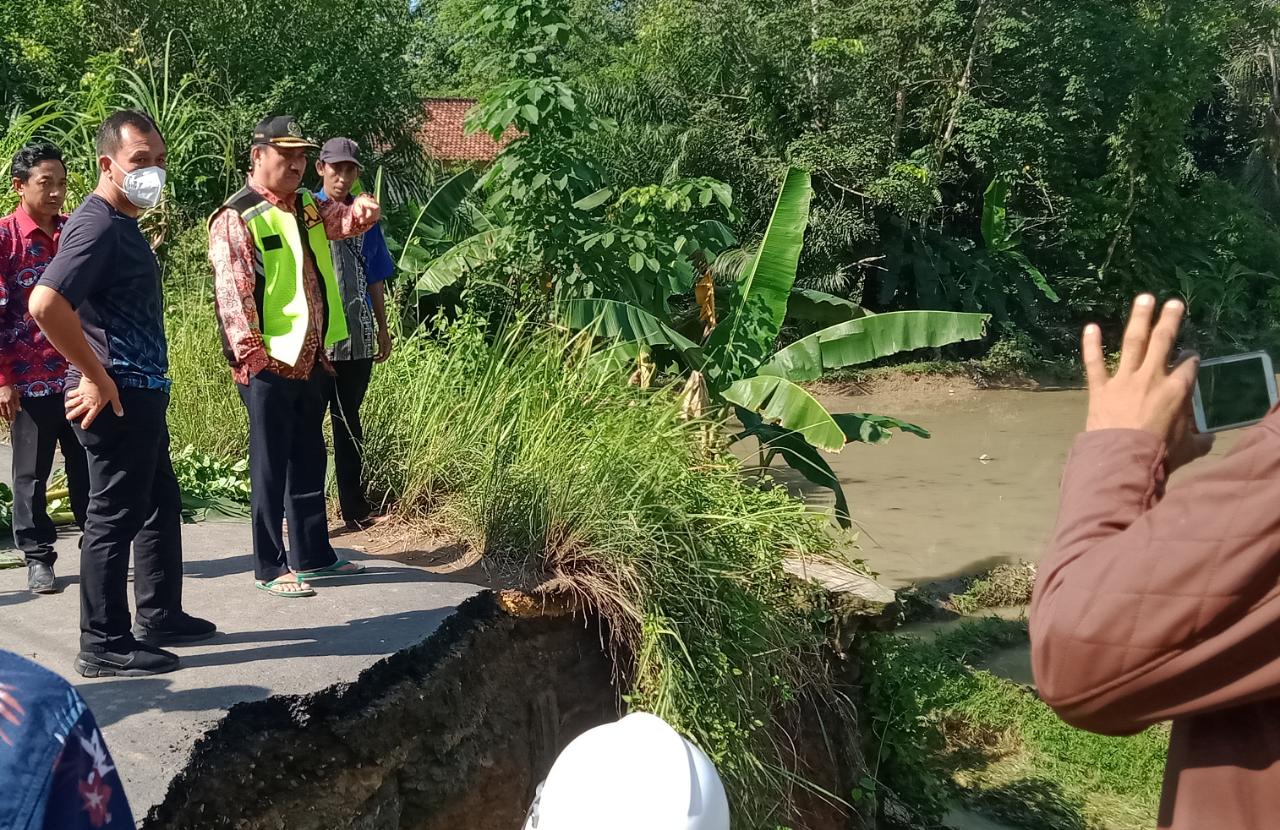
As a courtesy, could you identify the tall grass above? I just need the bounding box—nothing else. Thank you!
[163,225,247,458]
[360,314,846,824]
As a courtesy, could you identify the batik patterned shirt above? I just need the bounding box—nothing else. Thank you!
[0,207,70,397]
[208,181,375,384]
[0,649,136,830]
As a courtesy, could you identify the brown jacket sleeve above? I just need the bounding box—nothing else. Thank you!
[1031,415,1280,736]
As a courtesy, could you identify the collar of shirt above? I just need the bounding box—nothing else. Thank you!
[249,178,300,214]
[315,188,355,206]
[13,204,66,245]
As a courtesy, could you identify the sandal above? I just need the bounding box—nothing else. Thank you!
[294,559,365,581]
[255,576,316,598]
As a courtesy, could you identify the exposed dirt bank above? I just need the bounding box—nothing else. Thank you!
[145,592,618,829]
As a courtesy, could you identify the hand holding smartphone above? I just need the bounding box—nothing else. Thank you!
[1192,352,1278,434]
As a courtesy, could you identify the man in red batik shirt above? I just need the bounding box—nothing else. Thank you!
[0,141,88,594]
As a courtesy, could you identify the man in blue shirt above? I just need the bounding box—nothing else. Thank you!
[315,138,394,530]
[30,110,215,676]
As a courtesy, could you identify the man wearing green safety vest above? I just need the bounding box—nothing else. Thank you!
[208,115,381,598]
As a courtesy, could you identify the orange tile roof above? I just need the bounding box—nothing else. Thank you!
[420,98,520,163]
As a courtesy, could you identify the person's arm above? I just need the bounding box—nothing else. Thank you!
[208,209,269,378]
[1031,296,1280,735]
[28,288,120,427]
[30,220,121,427]
[317,194,380,242]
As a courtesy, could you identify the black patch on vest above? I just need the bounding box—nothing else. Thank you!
[261,234,283,251]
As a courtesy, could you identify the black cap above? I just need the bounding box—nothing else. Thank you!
[251,115,318,149]
[318,137,363,169]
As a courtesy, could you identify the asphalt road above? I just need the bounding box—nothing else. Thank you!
[0,441,486,817]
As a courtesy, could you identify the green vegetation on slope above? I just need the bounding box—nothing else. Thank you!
[356,312,850,824]
[865,618,1168,830]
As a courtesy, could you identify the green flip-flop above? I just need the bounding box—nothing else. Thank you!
[255,577,317,598]
[294,559,365,582]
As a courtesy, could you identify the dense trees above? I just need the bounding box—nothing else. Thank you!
[416,0,1280,353]
[6,0,1280,351]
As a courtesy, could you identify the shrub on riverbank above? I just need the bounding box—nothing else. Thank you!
[358,314,852,824]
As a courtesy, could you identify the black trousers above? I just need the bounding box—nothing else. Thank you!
[329,358,374,523]
[74,388,184,652]
[11,393,89,566]
[238,366,338,582]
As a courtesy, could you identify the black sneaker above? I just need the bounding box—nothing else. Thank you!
[75,644,179,677]
[27,562,56,594]
[132,613,218,647]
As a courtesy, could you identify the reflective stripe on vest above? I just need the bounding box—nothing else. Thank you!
[237,190,348,366]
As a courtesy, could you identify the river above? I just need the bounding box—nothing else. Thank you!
[796,379,1242,588]
[759,382,1088,587]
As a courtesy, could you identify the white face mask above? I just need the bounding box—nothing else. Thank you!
[111,158,166,209]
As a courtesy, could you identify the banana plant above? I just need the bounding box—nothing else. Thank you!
[564,167,989,527]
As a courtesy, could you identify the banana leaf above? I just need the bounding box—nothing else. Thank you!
[786,289,866,325]
[756,311,990,383]
[587,341,642,374]
[981,177,1014,253]
[413,229,504,296]
[982,177,1059,302]
[561,298,704,367]
[722,374,845,452]
[423,168,479,230]
[833,413,930,444]
[736,408,851,528]
[705,167,812,385]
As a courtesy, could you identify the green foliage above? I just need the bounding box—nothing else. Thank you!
[357,314,844,824]
[864,618,1168,829]
[1,33,241,226]
[1,0,430,214]
[400,0,738,319]
[414,0,1280,352]
[565,166,987,525]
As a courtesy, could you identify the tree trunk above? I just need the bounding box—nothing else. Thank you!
[808,0,823,130]
[891,88,907,155]
[1267,45,1280,170]
[938,0,990,164]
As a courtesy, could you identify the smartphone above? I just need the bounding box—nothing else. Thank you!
[1192,352,1278,434]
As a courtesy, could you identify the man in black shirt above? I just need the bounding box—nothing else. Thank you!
[30,110,215,677]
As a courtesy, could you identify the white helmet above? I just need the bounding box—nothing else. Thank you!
[523,712,731,830]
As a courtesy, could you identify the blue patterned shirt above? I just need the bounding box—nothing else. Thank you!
[37,195,171,393]
[0,650,136,830]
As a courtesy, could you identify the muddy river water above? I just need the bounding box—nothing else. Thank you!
[769,384,1090,587]
[774,382,1236,588]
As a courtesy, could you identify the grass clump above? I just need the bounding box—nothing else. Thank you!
[950,562,1038,614]
[864,617,1167,829]
[359,314,848,825]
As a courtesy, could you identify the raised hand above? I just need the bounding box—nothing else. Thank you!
[1083,294,1213,471]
